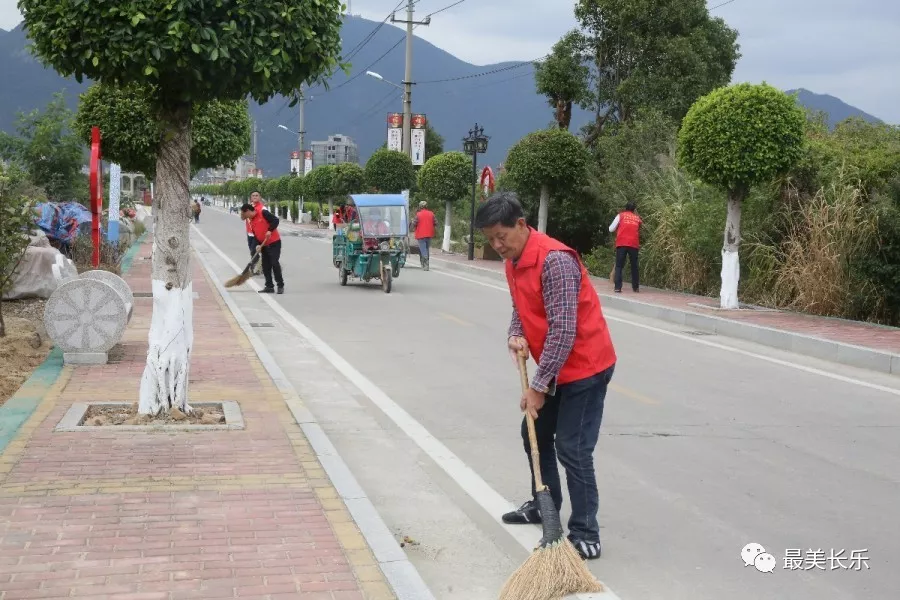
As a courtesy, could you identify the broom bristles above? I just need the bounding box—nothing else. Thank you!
[224,269,252,288]
[499,538,603,600]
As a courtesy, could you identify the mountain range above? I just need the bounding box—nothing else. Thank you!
[0,16,886,177]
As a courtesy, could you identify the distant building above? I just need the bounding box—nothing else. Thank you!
[194,156,260,185]
[311,134,359,167]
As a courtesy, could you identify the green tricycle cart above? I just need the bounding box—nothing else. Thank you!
[332,194,409,293]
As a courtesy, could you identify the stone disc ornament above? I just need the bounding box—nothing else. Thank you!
[80,270,134,311]
[44,278,128,357]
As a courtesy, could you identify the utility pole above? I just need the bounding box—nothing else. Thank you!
[252,120,258,175]
[298,91,306,173]
[391,1,429,160]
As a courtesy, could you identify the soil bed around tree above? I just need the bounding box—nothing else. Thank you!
[0,298,52,407]
[82,403,226,426]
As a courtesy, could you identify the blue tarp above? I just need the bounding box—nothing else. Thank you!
[34,202,94,243]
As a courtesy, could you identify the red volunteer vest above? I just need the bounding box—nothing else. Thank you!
[246,200,264,234]
[506,230,616,385]
[415,209,436,239]
[615,211,641,248]
[249,209,280,245]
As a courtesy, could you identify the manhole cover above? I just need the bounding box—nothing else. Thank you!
[249,322,275,328]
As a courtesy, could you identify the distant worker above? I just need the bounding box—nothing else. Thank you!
[192,200,201,223]
[240,202,284,295]
[246,191,265,276]
[412,201,436,271]
[608,201,642,293]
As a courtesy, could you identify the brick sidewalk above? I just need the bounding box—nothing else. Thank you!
[428,250,900,354]
[0,238,394,599]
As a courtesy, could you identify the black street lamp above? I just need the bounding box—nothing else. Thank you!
[463,123,489,261]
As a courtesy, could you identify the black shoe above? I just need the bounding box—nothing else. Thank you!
[276,286,284,295]
[259,287,275,294]
[502,500,542,525]
[614,289,622,293]
[569,537,602,560]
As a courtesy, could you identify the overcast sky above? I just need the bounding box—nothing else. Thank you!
[2,0,897,122]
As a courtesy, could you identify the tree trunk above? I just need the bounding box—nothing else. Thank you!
[537,184,549,233]
[442,200,452,252]
[139,103,194,416]
[0,304,5,338]
[720,186,747,310]
[328,198,334,231]
[555,100,573,130]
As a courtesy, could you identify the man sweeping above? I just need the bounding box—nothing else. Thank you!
[240,202,284,295]
[475,191,616,561]
[245,191,265,276]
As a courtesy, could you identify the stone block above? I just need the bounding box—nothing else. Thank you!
[43,278,129,364]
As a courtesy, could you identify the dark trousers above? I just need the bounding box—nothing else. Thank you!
[615,246,639,291]
[261,240,284,289]
[522,365,614,542]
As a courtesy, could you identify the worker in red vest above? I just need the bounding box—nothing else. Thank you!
[475,191,616,561]
[412,201,436,271]
[245,191,265,276]
[240,202,284,294]
[609,201,642,293]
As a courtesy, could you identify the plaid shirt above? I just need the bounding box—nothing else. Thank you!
[508,250,582,394]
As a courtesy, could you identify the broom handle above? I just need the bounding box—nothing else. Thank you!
[517,352,544,491]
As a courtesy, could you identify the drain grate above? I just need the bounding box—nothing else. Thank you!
[249,322,275,328]
[134,292,152,298]
[684,330,714,336]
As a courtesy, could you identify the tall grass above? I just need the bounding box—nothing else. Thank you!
[744,177,878,318]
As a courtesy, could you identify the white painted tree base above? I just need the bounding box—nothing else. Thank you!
[139,280,194,415]
[720,249,740,309]
[442,200,452,253]
[537,184,549,234]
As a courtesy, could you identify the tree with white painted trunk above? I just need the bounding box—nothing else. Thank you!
[20,0,344,414]
[678,83,806,309]
[416,151,471,251]
[504,128,590,234]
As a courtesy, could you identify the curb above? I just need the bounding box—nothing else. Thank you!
[193,240,436,600]
[428,255,900,378]
[0,232,148,455]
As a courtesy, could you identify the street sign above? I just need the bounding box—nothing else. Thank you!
[410,113,426,166]
[387,112,403,152]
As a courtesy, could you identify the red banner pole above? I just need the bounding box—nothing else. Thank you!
[89,127,102,267]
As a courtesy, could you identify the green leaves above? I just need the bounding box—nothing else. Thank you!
[364,150,415,194]
[417,152,471,204]
[19,0,344,106]
[678,83,807,193]
[304,165,337,203]
[505,128,590,197]
[332,163,367,197]
[74,82,251,177]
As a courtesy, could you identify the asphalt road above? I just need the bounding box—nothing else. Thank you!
[193,206,899,600]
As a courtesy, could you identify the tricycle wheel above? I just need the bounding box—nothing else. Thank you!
[382,269,392,294]
[339,267,348,286]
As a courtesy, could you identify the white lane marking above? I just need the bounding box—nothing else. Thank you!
[425,261,900,398]
[191,225,617,600]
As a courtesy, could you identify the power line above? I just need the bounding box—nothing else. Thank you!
[425,0,468,18]
[343,0,407,63]
[417,57,544,84]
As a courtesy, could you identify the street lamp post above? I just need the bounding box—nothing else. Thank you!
[366,71,413,160]
[462,124,489,261]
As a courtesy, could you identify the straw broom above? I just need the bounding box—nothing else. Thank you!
[498,352,604,600]
[224,245,262,288]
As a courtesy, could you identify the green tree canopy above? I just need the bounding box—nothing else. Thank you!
[304,165,336,204]
[332,162,367,197]
[0,94,86,202]
[574,0,740,143]
[74,83,251,178]
[505,128,590,197]
[534,30,591,130]
[417,151,471,204]
[678,83,807,196]
[365,149,415,193]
